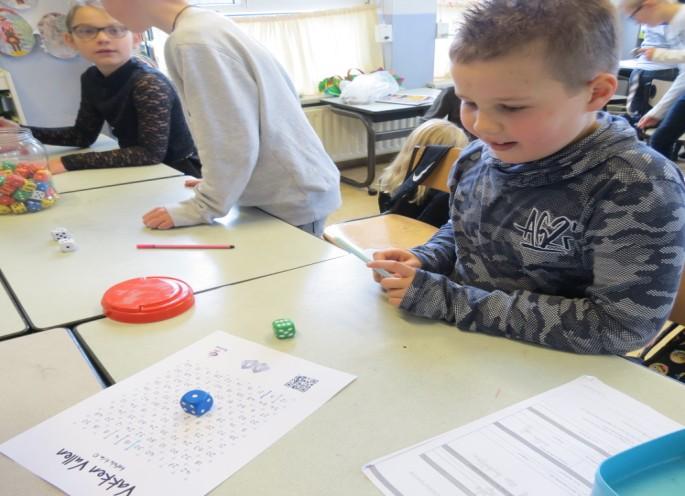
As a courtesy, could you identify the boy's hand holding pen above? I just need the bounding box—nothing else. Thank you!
[367,248,423,307]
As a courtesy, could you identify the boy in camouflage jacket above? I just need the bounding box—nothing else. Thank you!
[369,0,685,354]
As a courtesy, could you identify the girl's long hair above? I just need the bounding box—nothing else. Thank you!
[378,118,468,204]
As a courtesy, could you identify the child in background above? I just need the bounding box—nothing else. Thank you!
[377,119,469,227]
[623,24,678,126]
[619,0,685,160]
[368,0,685,355]
[101,0,341,236]
[0,0,201,177]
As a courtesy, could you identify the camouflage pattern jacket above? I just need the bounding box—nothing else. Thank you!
[403,113,685,354]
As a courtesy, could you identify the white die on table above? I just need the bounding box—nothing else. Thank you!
[50,227,70,241]
[58,238,78,252]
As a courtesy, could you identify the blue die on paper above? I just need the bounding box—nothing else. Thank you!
[180,389,214,417]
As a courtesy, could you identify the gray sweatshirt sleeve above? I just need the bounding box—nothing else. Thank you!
[400,179,685,355]
[652,47,685,64]
[163,43,261,227]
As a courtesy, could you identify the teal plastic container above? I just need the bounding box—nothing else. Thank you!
[592,429,685,496]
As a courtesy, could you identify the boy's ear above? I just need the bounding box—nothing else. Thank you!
[586,72,618,112]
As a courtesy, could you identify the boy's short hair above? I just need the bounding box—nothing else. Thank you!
[65,0,104,31]
[449,0,618,90]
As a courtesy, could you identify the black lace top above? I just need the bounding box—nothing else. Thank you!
[30,58,199,174]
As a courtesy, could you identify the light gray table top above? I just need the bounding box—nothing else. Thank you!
[0,176,344,329]
[43,133,117,155]
[43,133,117,159]
[53,163,182,194]
[75,255,685,496]
[0,328,103,495]
[0,280,26,337]
[324,87,441,113]
[619,58,640,70]
[44,134,183,194]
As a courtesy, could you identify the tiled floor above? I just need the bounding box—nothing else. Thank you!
[326,163,388,225]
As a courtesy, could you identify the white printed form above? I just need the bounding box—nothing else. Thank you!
[0,331,355,496]
[364,376,682,496]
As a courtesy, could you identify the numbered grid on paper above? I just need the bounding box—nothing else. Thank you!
[73,360,297,480]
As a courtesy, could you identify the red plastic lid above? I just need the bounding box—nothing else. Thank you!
[101,276,194,323]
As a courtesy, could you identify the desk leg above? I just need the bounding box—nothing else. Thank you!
[328,107,378,194]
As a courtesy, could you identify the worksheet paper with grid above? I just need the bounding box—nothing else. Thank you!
[1,331,355,495]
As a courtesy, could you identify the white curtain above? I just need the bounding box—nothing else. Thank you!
[234,5,383,96]
[434,1,477,80]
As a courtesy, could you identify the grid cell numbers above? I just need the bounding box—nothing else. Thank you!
[73,360,290,480]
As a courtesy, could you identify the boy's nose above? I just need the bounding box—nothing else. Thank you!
[472,111,501,136]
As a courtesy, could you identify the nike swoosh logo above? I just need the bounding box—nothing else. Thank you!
[412,161,435,182]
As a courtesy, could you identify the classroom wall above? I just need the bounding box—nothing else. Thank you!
[210,0,369,14]
[620,15,641,59]
[5,0,641,127]
[0,0,90,126]
[381,0,437,89]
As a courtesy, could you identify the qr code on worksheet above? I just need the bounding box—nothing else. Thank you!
[284,375,319,392]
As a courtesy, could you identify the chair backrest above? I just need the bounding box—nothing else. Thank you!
[408,145,461,192]
[324,214,439,250]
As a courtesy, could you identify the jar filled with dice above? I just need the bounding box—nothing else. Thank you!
[0,128,57,215]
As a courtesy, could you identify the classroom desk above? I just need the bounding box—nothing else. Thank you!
[43,134,183,194]
[74,255,685,496]
[0,274,27,337]
[0,176,344,329]
[43,133,118,157]
[619,59,639,71]
[52,163,183,194]
[0,328,103,495]
[323,88,440,191]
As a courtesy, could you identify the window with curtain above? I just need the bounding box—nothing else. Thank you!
[434,0,476,81]
[234,5,383,96]
[146,4,382,97]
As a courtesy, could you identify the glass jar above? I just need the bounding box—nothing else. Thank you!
[0,128,57,214]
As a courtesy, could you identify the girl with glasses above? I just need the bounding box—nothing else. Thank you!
[0,0,201,177]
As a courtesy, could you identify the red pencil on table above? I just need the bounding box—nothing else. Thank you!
[136,243,235,249]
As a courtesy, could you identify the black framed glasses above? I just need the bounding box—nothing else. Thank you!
[629,3,645,19]
[70,24,129,40]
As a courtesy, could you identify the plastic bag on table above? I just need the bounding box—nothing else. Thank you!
[340,70,400,104]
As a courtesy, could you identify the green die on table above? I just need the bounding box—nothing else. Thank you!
[273,318,296,339]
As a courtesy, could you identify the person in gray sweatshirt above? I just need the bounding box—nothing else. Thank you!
[368,0,685,354]
[102,0,341,236]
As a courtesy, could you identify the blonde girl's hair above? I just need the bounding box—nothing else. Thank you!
[378,118,468,204]
[66,0,105,31]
